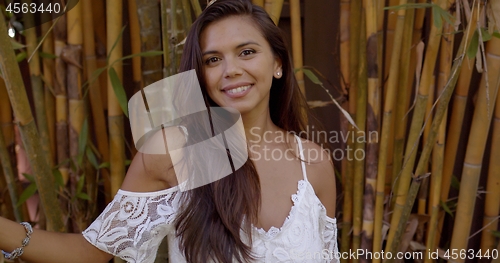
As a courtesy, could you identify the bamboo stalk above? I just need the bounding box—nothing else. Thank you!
[479,82,500,258]
[66,0,88,232]
[252,0,264,7]
[136,0,163,86]
[107,0,125,197]
[391,0,426,200]
[450,36,500,262]
[339,0,352,257]
[53,7,70,185]
[372,0,410,256]
[385,0,450,252]
[424,18,454,261]
[361,0,381,257]
[41,17,56,165]
[349,0,362,256]
[0,10,64,232]
[82,0,109,208]
[390,1,416,222]
[190,0,202,17]
[353,13,367,263]
[389,5,479,254]
[24,1,53,165]
[383,0,400,208]
[265,0,284,25]
[290,0,305,96]
[91,0,108,110]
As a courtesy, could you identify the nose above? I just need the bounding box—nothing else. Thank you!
[224,57,243,78]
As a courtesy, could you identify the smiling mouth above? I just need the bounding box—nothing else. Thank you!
[225,85,252,95]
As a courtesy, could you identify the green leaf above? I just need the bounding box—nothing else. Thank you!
[440,200,454,218]
[76,175,85,194]
[439,7,454,27]
[16,51,27,63]
[22,173,35,183]
[302,68,323,85]
[17,183,37,207]
[10,38,25,49]
[76,192,91,201]
[52,168,65,187]
[493,32,500,39]
[490,230,500,238]
[98,162,110,169]
[125,159,132,166]
[467,30,479,59]
[77,119,89,167]
[109,67,129,117]
[39,51,57,59]
[432,5,442,29]
[106,26,126,63]
[112,51,164,66]
[480,28,492,42]
[86,147,99,169]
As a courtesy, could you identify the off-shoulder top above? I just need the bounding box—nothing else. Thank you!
[82,135,339,262]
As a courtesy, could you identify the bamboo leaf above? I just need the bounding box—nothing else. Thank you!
[39,51,57,59]
[52,168,64,187]
[16,51,26,62]
[432,5,443,29]
[108,67,129,117]
[22,173,35,183]
[76,192,91,200]
[490,230,500,238]
[10,38,25,49]
[86,147,99,169]
[98,162,110,169]
[480,28,492,42]
[301,68,359,130]
[440,200,454,218]
[302,68,323,85]
[76,175,85,194]
[467,30,479,58]
[17,183,37,206]
[78,118,89,160]
[106,26,126,63]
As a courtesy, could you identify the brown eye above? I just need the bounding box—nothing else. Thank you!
[205,57,221,65]
[240,49,256,56]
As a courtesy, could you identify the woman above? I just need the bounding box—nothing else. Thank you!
[0,0,338,262]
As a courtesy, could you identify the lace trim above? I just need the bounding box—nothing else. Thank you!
[253,179,307,239]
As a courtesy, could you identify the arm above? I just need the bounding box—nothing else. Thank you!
[0,216,113,263]
[0,128,182,262]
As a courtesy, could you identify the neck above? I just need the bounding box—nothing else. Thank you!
[242,109,278,145]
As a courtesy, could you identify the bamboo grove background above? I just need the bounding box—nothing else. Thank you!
[0,0,499,262]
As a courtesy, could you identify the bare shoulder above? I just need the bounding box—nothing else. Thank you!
[121,126,186,192]
[298,137,337,218]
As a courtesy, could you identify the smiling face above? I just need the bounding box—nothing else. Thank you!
[200,15,282,116]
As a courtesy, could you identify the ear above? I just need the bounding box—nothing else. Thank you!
[273,57,283,79]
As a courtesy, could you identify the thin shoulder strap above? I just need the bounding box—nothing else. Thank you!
[295,135,308,181]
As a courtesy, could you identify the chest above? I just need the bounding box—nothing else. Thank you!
[252,152,306,232]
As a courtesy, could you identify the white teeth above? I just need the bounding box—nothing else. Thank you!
[227,85,251,94]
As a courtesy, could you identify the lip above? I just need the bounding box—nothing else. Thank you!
[221,83,253,98]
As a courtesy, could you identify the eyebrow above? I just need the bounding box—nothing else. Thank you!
[202,41,261,56]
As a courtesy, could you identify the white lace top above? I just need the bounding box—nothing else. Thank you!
[83,136,339,262]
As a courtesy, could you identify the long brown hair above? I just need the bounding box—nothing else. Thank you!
[174,0,311,262]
